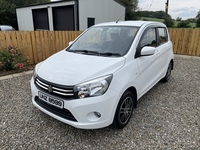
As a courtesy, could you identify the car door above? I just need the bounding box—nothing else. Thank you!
[155,27,173,76]
[135,27,163,98]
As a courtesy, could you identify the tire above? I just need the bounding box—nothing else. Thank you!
[161,61,172,82]
[113,91,135,129]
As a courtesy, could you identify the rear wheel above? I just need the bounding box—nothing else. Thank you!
[162,61,172,82]
[113,91,135,129]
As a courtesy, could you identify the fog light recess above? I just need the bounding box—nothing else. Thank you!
[94,112,101,118]
[86,112,102,122]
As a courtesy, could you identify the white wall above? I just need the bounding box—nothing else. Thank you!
[78,0,125,30]
[16,8,34,30]
[16,0,125,31]
[16,1,75,31]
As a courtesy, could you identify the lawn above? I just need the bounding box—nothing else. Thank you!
[140,17,196,28]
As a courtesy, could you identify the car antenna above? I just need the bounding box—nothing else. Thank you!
[116,13,125,23]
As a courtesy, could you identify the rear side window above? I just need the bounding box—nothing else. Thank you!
[158,28,168,45]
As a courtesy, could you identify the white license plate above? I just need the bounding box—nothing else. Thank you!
[38,91,64,109]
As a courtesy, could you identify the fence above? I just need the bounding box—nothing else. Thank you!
[0,29,200,64]
[168,28,200,57]
[0,31,82,64]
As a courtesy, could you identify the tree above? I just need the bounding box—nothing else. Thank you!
[117,0,139,20]
[176,17,182,21]
[0,0,50,29]
[177,20,191,28]
[139,10,170,20]
[196,10,200,27]
[155,11,165,19]
[186,18,196,23]
[0,1,16,27]
[165,16,174,27]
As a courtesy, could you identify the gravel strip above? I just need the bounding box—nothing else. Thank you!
[0,55,199,149]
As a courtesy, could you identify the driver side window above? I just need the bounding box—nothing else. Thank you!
[140,28,157,48]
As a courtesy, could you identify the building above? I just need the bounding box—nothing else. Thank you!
[16,0,125,31]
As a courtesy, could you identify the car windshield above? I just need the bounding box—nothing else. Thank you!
[67,26,139,57]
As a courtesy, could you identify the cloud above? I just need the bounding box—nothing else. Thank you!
[171,7,197,19]
[138,0,199,19]
[172,7,196,12]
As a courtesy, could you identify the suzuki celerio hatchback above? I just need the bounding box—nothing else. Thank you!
[31,21,174,129]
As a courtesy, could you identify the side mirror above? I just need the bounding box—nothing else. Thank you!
[68,41,74,46]
[140,46,156,56]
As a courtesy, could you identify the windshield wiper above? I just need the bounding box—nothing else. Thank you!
[100,52,121,57]
[68,50,100,55]
[68,50,121,57]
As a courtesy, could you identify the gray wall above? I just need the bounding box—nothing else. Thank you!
[78,0,125,30]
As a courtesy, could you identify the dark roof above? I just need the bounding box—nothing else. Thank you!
[16,0,77,9]
[16,0,125,9]
[114,0,126,8]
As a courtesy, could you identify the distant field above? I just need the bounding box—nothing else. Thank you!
[141,17,164,22]
[140,17,196,28]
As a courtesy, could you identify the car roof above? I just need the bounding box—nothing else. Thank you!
[93,21,166,28]
[0,25,12,27]
[0,25,15,31]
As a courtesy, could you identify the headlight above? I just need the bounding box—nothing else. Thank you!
[75,75,113,99]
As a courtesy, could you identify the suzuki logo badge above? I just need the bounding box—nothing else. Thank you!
[48,85,53,93]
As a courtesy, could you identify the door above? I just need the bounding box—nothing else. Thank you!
[156,27,172,76]
[136,27,162,97]
[52,5,75,30]
[32,8,49,30]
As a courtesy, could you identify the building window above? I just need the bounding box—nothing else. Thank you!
[87,18,95,28]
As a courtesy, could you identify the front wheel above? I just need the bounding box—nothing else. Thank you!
[161,61,172,82]
[113,91,135,129]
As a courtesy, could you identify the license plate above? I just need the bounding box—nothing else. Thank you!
[38,91,64,109]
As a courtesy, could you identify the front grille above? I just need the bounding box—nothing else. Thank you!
[35,96,77,122]
[35,76,75,99]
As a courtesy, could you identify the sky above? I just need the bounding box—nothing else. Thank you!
[51,0,199,20]
[138,0,200,20]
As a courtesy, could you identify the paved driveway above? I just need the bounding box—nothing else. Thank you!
[0,55,199,149]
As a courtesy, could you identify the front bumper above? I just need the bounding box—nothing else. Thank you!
[30,77,120,129]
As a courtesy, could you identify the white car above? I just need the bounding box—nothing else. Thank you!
[30,21,174,129]
[0,25,15,31]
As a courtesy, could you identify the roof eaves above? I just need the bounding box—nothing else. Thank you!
[113,0,126,8]
[16,0,76,9]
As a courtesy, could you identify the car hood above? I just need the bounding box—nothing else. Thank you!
[37,50,125,85]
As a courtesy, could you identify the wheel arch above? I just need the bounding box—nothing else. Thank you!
[112,86,138,129]
[171,59,174,70]
[125,86,138,108]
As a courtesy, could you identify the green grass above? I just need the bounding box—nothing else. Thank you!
[173,21,196,28]
[140,17,196,28]
[141,17,164,23]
